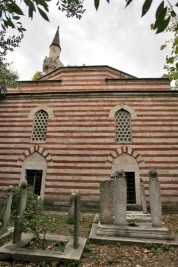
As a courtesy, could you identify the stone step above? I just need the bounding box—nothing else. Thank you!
[96,222,175,241]
[89,223,178,246]
[126,211,151,222]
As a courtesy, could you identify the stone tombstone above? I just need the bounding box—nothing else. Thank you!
[100,180,114,224]
[73,191,80,249]
[0,185,13,235]
[149,170,162,227]
[140,178,148,214]
[0,196,8,234]
[37,196,43,207]
[13,181,28,243]
[68,192,75,217]
[114,170,127,225]
[37,196,43,213]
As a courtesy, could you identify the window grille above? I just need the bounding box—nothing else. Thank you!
[32,110,48,142]
[26,169,42,196]
[115,109,132,142]
[125,172,136,204]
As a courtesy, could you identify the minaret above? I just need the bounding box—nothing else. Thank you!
[43,26,63,74]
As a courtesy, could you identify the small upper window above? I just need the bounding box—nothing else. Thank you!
[115,109,132,142]
[32,110,48,142]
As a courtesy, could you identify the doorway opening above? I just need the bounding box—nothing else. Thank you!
[111,153,141,205]
[125,172,136,204]
[26,169,42,196]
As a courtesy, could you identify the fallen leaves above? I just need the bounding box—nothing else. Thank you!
[0,214,177,266]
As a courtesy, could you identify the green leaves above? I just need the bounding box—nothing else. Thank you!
[156,1,167,23]
[0,1,36,32]
[36,0,49,11]
[0,0,51,33]
[141,0,174,34]
[162,11,178,89]
[32,71,43,80]
[94,0,109,10]
[57,0,85,20]
[37,7,49,21]
[0,31,22,94]
[3,19,14,29]
[125,0,133,8]
[0,62,19,94]
[156,16,170,33]
[0,1,24,32]
[13,16,20,20]
[0,0,176,48]
[142,0,153,17]
[28,1,36,19]
[94,0,100,10]
[154,1,170,33]
[7,2,24,16]
[23,0,49,20]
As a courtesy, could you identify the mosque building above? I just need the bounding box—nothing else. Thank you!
[1,27,178,211]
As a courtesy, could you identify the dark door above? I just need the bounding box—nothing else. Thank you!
[125,172,136,204]
[26,169,42,196]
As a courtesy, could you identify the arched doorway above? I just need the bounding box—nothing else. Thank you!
[21,152,47,200]
[111,153,141,205]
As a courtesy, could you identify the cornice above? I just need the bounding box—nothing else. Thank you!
[1,90,178,100]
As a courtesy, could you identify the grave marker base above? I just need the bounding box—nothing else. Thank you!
[0,233,87,263]
[96,222,174,240]
[0,227,14,242]
[89,214,178,246]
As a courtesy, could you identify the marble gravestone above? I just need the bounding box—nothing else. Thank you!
[68,192,75,217]
[13,181,28,243]
[0,186,13,235]
[149,170,162,227]
[100,180,114,224]
[73,191,81,249]
[90,170,175,244]
[114,170,127,225]
[140,178,148,214]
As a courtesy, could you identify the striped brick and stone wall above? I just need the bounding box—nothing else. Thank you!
[0,66,178,211]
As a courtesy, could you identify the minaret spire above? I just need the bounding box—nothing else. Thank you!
[43,26,63,74]
[50,26,61,49]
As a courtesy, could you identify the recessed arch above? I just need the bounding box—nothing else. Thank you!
[106,146,145,167]
[20,152,47,200]
[111,153,141,205]
[28,105,54,120]
[109,102,137,119]
[17,145,53,167]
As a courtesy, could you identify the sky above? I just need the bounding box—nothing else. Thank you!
[6,0,173,81]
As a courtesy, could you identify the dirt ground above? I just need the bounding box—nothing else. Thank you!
[0,213,177,267]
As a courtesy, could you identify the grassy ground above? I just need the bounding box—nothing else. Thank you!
[0,213,178,266]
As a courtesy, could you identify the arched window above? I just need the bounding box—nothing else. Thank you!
[115,109,132,142]
[32,110,49,142]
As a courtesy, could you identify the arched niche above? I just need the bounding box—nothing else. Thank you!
[21,152,47,200]
[109,103,137,120]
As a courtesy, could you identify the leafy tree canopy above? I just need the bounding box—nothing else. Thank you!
[0,0,177,93]
[0,31,22,94]
[0,0,177,34]
[32,71,43,80]
[0,62,19,94]
[161,11,178,89]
